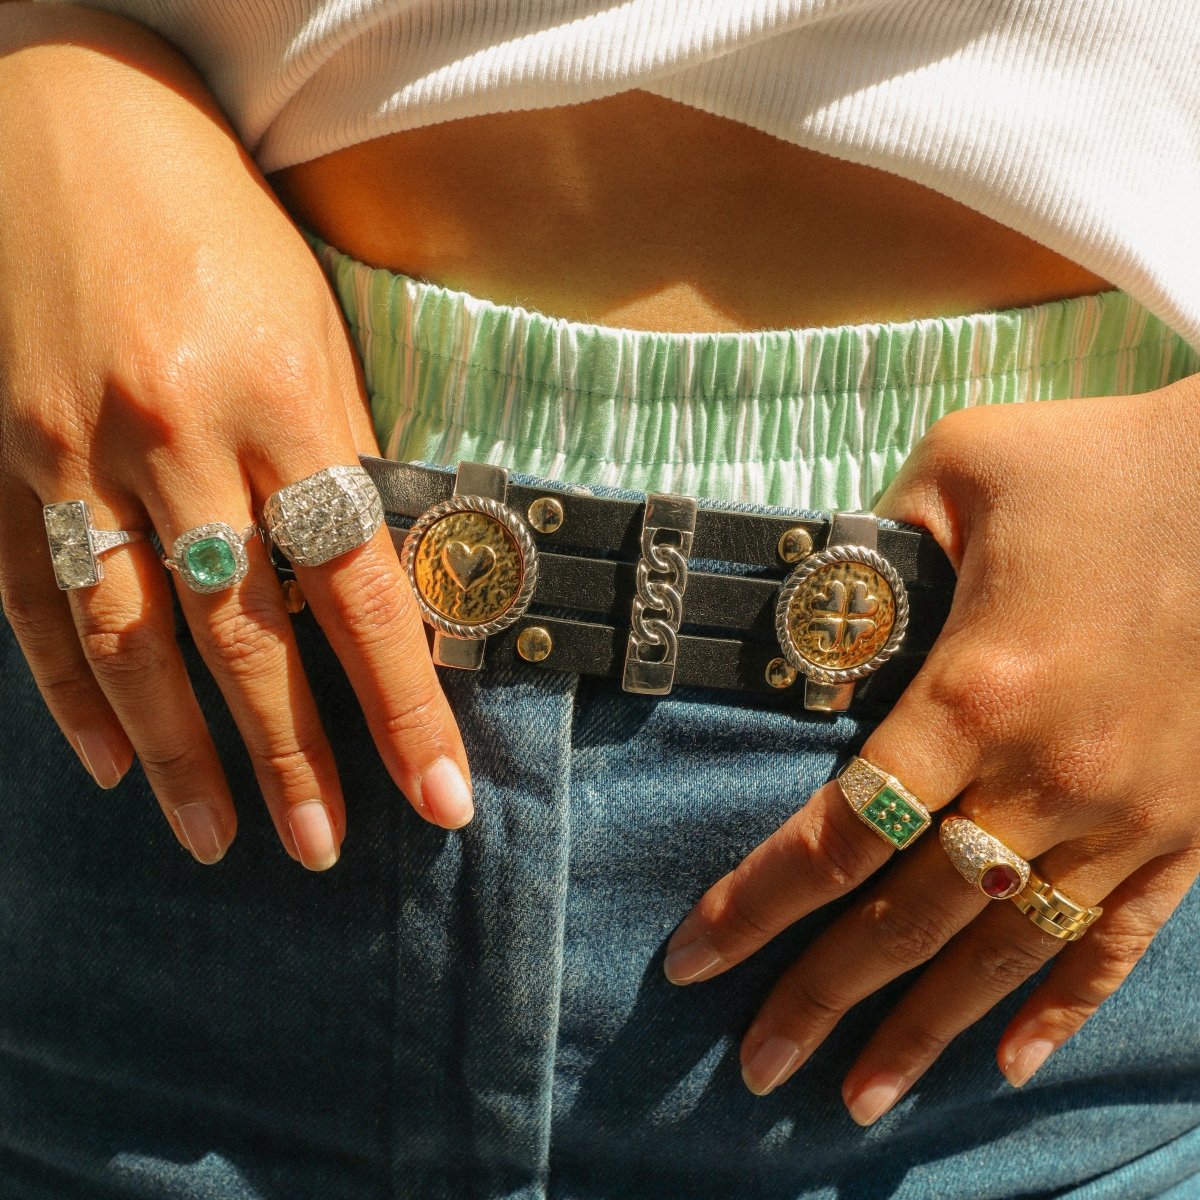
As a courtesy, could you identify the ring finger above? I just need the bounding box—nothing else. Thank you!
[61,487,239,865]
[840,835,1150,1125]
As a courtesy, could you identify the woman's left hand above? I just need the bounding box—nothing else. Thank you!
[662,375,1200,1124]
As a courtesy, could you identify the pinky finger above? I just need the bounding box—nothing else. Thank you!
[0,486,134,788]
[997,849,1200,1088]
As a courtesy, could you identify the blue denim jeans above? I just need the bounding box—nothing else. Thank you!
[2,460,1199,1200]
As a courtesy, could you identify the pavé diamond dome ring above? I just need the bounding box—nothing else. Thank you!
[43,500,150,590]
[262,464,383,568]
[836,755,931,850]
[162,521,260,594]
[939,816,1031,900]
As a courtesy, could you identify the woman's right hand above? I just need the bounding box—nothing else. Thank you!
[0,3,473,868]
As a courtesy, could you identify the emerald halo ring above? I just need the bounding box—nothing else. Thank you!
[163,522,260,594]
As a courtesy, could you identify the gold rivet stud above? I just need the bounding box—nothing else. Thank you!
[281,578,306,614]
[516,625,553,662]
[527,496,564,534]
[764,656,798,689]
[777,526,814,564]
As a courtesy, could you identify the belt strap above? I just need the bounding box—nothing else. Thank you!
[298,457,956,716]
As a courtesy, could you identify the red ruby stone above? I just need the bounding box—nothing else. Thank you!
[981,864,1021,899]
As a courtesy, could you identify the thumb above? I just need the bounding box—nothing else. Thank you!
[872,434,965,574]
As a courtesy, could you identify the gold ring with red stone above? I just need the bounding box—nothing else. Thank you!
[938,816,1031,900]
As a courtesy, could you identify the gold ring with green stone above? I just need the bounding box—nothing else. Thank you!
[163,521,260,594]
[836,755,931,850]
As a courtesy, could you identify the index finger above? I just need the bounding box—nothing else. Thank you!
[663,656,982,984]
[294,524,474,828]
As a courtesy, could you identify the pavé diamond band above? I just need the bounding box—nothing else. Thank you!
[162,522,260,594]
[43,500,150,590]
[262,464,383,568]
[939,816,1030,900]
[836,755,931,850]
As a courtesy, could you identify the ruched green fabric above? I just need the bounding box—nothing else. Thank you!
[306,229,1200,511]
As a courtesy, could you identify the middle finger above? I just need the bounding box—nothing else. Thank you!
[148,464,345,870]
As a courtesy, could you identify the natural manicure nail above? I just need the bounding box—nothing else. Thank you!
[1003,1039,1055,1088]
[846,1073,908,1126]
[73,729,125,790]
[742,1037,802,1096]
[174,802,228,865]
[419,757,474,828]
[663,939,722,984]
[286,800,339,871]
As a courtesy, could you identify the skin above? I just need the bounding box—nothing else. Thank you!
[2,0,1198,1130]
[0,3,476,873]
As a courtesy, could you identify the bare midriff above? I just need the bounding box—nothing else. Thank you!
[268,90,1112,334]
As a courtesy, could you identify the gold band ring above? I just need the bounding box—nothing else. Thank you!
[836,756,931,850]
[939,817,1031,900]
[1011,871,1103,941]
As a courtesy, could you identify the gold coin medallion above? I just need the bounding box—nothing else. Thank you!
[785,558,895,671]
[413,510,524,625]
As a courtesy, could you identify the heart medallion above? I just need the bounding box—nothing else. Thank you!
[442,540,496,591]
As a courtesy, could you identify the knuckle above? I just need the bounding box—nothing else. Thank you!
[857,897,951,967]
[972,931,1057,993]
[781,976,853,1028]
[785,812,876,897]
[380,687,443,745]
[137,741,203,783]
[890,1022,953,1071]
[925,642,1040,745]
[79,620,172,683]
[2,376,92,479]
[1078,930,1147,1000]
[1030,725,1130,810]
[254,736,326,792]
[120,339,209,444]
[335,562,410,645]
[0,577,50,645]
[202,601,286,675]
[711,877,782,947]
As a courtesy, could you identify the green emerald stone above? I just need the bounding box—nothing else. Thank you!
[862,785,928,849]
[184,537,237,586]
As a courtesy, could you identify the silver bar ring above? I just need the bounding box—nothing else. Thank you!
[44,500,150,590]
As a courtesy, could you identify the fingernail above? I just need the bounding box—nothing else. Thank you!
[846,1073,907,1126]
[73,729,124,789]
[419,757,474,828]
[742,1037,802,1096]
[286,800,339,871]
[1003,1038,1055,1088]
[174,802,228,865]
[663,939,723,984]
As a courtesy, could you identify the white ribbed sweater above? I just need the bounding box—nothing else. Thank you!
[57,0,1200,352]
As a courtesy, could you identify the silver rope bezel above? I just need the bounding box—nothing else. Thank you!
[774,543,909,685]
[400,494,539,640]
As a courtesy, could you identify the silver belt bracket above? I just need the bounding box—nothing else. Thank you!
[622,492,697,695]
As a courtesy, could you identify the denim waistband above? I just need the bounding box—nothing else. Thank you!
[303,228,1200,512]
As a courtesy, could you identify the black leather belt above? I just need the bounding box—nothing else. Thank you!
[335,456,957,718]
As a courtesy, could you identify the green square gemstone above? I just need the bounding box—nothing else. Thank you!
[184,536,237,586]
[861,785,928,849]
